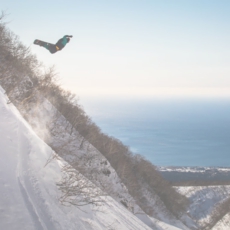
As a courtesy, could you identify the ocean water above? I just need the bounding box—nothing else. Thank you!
[80,97,230,167]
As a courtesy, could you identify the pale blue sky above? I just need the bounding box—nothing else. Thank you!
[2,0,230,99]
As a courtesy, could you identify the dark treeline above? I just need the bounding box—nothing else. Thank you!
[172,180,230,187]
[0,13,188,218]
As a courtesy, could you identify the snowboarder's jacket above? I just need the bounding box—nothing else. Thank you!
[55,35,72,50]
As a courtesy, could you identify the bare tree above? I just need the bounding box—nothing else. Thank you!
[57,163,106,208]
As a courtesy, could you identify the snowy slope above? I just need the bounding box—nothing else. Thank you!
[3,82,230,229]
[21,92,193,230]
[176,186,230,229]
[0,86,185,230]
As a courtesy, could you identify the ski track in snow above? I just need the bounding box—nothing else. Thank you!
[0,94,35,230]
[0,88,61,230]
[17,177,45,230]
[16,120,57,230]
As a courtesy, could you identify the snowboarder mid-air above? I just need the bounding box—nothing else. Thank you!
[34,35,73,54]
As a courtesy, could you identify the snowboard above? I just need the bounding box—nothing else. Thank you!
[33,39,52,47]
[33,39,58,54]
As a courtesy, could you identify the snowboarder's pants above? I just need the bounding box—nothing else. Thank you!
[42,43,59,54]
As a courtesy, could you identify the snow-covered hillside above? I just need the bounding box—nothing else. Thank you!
[2,84,230,229]
[18,88,190,229]
[176,186,230,229]
[0,86,185,230]
[2,84,230,230]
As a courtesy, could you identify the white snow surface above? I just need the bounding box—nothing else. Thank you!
[0,86,183,230]
[176,186,230,229]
